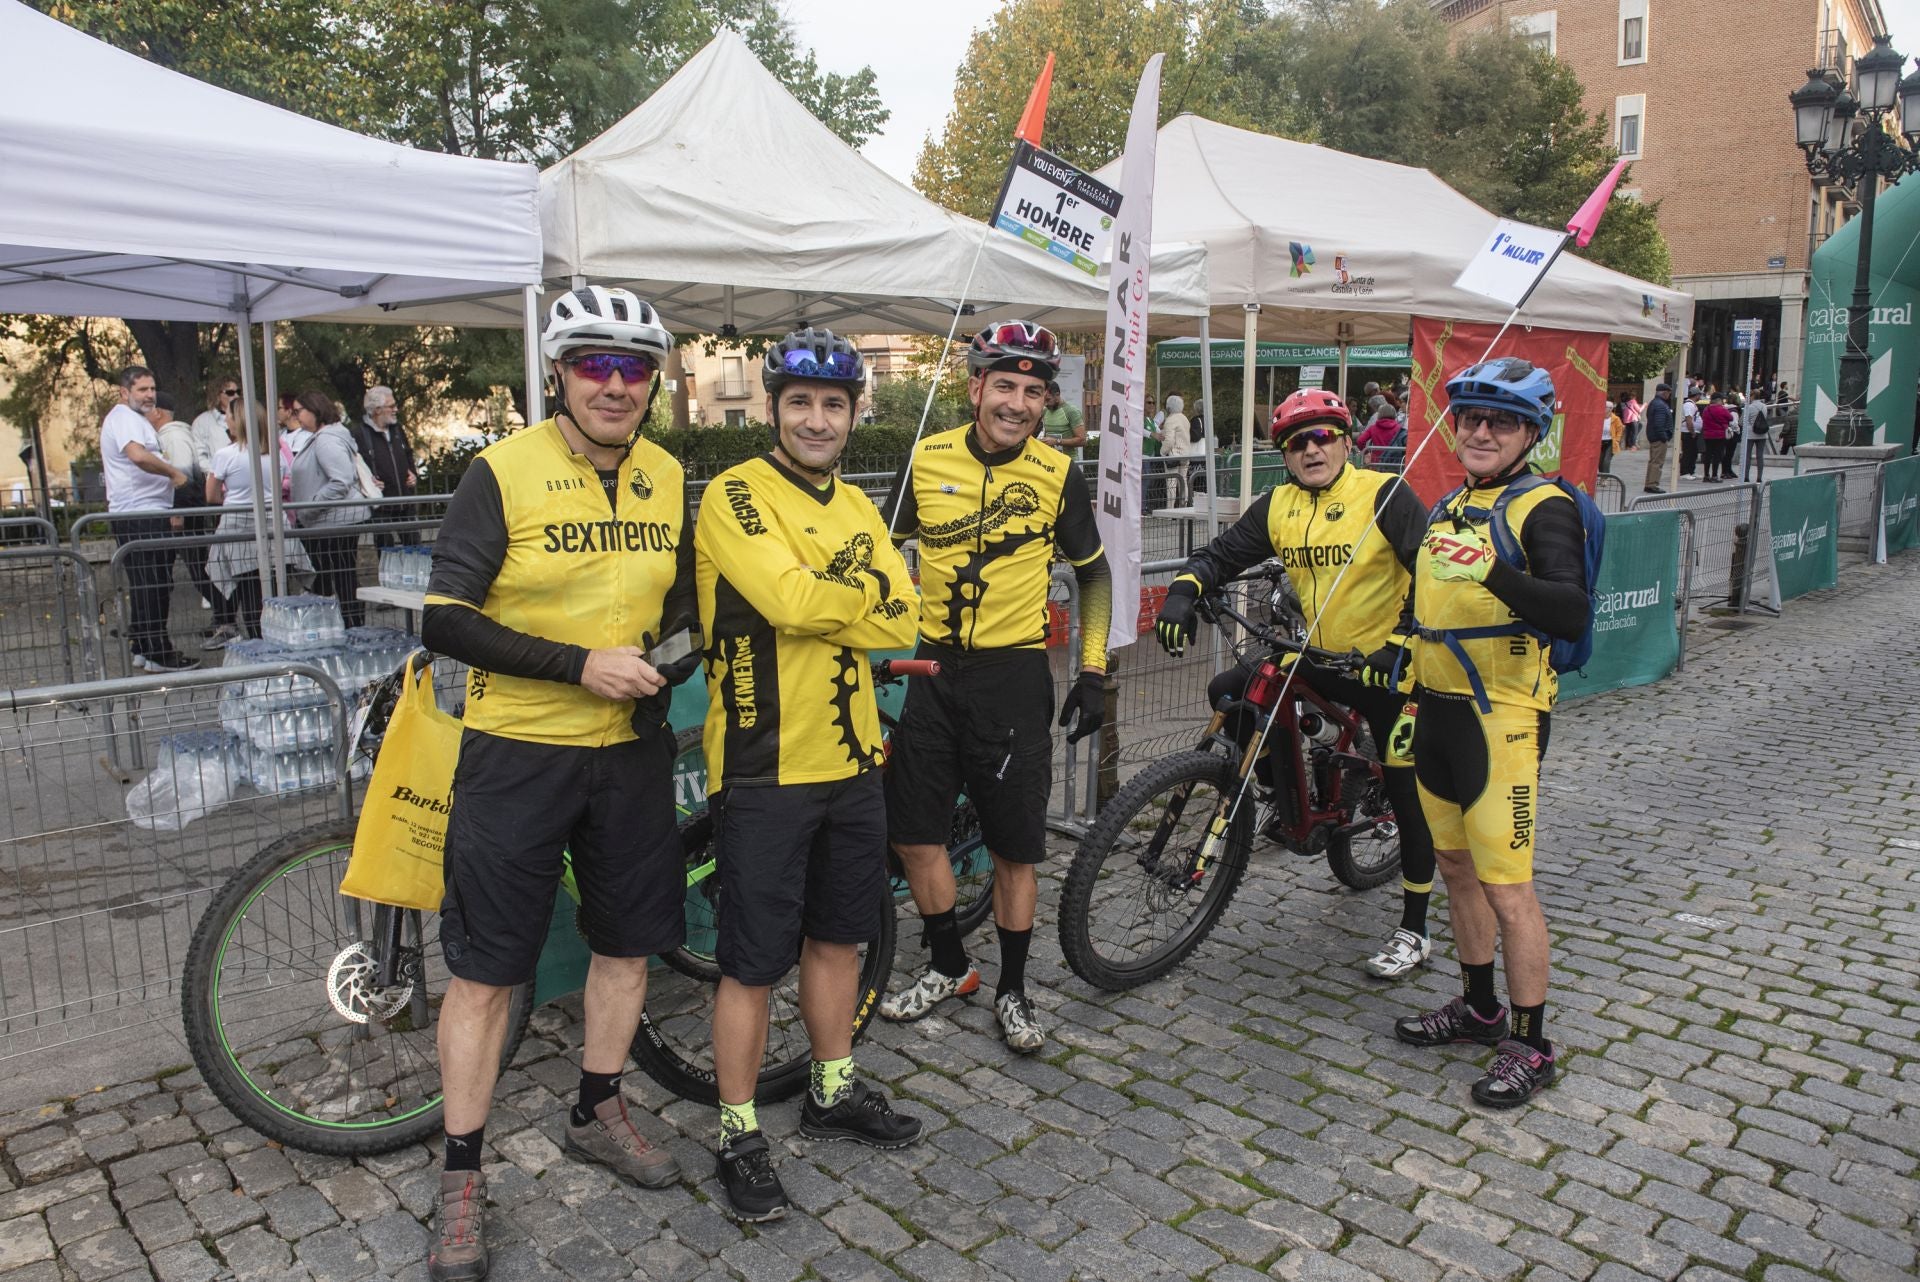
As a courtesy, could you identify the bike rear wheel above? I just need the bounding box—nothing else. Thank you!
[631,814,896,1104]
[1058,750,1253,991]
[182,820,533,1156]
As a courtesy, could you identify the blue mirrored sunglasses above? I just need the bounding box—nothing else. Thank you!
[780,349,861,379]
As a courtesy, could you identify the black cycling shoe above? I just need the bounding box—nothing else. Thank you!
[1471,1040,1558,1108]
[1393,995,1509,1048]
[715,1130,788,1222]
[799,1079,922,1149]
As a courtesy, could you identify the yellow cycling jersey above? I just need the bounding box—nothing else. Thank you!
[1412,479,1573,713]
[1178,462,1423,655]
[886,425,1110,670]
[425,420,687,748]
[697,454,919,789]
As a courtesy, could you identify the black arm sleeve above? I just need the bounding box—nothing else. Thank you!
[880,459,917,542]
[1372,480,1428,575]
[420,457,589,684]
[1178,492,1277,590]
[1054,463,1104,564]
[1482,496,1589,641]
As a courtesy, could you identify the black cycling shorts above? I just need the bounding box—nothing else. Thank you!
[884,642,1054,863]
[713,769,887,987]
[1413,691,1551,885]
[440,728,684,986]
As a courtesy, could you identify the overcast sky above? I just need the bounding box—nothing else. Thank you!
[783,0,1920,187]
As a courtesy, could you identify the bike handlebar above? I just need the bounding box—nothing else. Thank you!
[1196,591,1364,673]
[874,658,940,681]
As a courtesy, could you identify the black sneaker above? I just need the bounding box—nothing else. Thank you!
[798,1079,921,1149]
[715,1130,788,1222]
[145,651,201,672]
[1471,1039,1558,1108]
[1393,995,1509,1048]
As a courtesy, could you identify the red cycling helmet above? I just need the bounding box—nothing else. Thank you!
[1269,388,1352,445]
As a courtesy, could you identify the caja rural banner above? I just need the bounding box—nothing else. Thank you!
[1767,472,1840,601]
[1402,318,1606,506]
[1880,454,1920,558]
[1558,510,1682,701]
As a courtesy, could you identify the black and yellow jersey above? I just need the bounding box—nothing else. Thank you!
[885,425,1111,671]
[1411,474,1587,713]
[697,453,919,790]
[1177,463,1424,655]
[425,419,691,748]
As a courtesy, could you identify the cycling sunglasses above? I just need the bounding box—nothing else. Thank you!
[1283,427,1347,454]
[981,321,1059,356]
[779,349,861,379]
[1456,406,1527,433]
[565,352,658,384]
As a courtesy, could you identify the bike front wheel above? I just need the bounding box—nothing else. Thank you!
[182,820,533,1156]
[631,815,896,1105]
[1058,750,1253,991]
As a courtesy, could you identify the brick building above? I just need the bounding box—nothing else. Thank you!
[677,334,919,427]
[1434,0,1889,396]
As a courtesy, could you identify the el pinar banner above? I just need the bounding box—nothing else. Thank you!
[1402,318,1608,506]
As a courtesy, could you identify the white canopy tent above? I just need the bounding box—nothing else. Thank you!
[1091,115,1696,495]
[0,0,543,591]
[340,30,1210,337]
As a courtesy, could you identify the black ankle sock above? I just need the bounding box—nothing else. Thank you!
[571,1069,622,1126]
[1398,888,1430,936]
[444,1126,484,1173]
[1462,961,1501,1019]
[1510,1003,1549,1053]
[924,908,968,978]
[996,926,1032,996]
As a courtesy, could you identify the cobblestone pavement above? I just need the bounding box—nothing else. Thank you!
[1,555,1917,1282]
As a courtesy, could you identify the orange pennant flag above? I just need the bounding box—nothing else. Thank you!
[1015,53,1055,145]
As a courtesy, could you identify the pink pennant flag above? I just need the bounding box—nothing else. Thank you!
[1565,159,1630,248]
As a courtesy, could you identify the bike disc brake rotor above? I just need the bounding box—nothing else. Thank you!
[326,942,414,1025]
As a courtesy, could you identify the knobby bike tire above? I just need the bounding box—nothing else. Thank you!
[629,814,896,1105]
[1325,728,1402,891]
[933,797,995,937]
[1058,750,1253,991]
[182,819,533,1156]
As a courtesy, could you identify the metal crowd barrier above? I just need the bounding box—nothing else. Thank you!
[1593,473,1627,513]
[0,664,353,1056]
[0,516,57,547]
[0,546,102,688]
[66,492,454,554]
[1628,483,1764,617]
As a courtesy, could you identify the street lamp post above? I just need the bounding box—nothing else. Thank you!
[1788,36,1920,446]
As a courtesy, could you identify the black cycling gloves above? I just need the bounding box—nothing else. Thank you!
[1057,670,1107,744]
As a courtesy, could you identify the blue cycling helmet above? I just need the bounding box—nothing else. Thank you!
[1445,357,1556,431]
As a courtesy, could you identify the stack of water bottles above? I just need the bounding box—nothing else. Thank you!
[378,545,434,592]
[260,595,348,651]
[125,729,247,830]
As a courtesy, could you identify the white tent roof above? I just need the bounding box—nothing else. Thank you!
[336,30,1207,334]
[0,0,541,324]
[1093,115,1692,345]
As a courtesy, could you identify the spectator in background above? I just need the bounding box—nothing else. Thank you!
[1155,393,1200,503]
[1355,402,1401,460]
[1679,392,1702,477]
[1038,380,1086,457]
[1773,383,1797,454]
[1619,392,1641,450]
[147,392,223,641]
[103,366,196,672]
[288,390,370,627]
[204,400,282,642]
[1740,389,1771,482]
[281,392,316,458]
[1601,401,1619,474]
[191,377,238,470]
[1700,392,1734,482]
[1641,383,1674,494]
[352,385,419,547]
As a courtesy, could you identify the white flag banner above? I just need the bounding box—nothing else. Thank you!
[1453,217,1567,308]
[1095,54,1163,654]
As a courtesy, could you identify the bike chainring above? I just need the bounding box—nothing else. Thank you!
[326,941,416,1025]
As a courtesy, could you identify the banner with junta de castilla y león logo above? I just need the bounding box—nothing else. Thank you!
[1560,510,1682,701]
[1767,472,1840,601]
[1880,454,1920,557]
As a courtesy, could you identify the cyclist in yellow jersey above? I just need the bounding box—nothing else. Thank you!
[879,320,1113,1053]
[1391,357,1590,1109]
[1153,388,1438,980]
[698,329,922,1222]
[422,288,700,1280]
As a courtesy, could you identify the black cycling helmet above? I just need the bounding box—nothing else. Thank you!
[762,327,866,397]
[966,320,1061,382]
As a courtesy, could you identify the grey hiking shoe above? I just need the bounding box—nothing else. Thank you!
[429,1170,487,1282]
[565,1095,680,1188]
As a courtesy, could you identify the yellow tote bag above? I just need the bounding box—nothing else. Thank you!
[341,653,463,911]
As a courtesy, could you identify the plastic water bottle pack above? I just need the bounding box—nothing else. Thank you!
[260,595,346,651]
[378,545,435,591]
[127,730,245,829]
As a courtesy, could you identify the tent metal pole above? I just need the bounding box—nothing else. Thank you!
[523,284,544,425]
[233,314,275,593]
[263,321,288,597]
[1198,316,1219,541]
[1337,341,1350,400]
[1239,304,1259,505]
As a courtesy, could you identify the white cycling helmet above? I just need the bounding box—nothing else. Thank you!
[541,286,674,363]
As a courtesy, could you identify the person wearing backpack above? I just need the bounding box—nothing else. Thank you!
[1392,357,1595,1108]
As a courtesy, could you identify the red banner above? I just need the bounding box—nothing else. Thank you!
[1402,318,1608,506]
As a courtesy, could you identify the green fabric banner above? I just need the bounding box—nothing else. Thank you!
[1881,455,1920,557]
[1767,472,1840,600]
[1154,340,1411,368]
[1561,510,1682,701]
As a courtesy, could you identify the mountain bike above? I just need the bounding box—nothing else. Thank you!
[182,654,988,1154]
[1057,565,1402,990]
